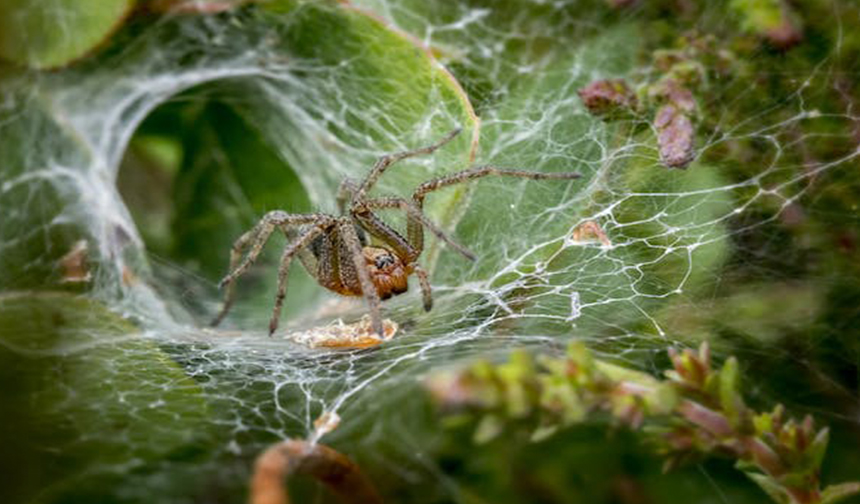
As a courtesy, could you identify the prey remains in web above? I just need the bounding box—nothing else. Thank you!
[211,128,581,339]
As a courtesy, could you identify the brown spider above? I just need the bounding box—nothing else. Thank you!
[211,128,581,336]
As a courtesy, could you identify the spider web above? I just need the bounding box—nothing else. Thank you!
[1,1,858,502]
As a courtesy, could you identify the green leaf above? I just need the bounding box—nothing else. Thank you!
[499,350,536,418]
[730,0,796,35]
[2,0,477,303]
[719,357,744,425]
[809,427,830,472]
[160,101,318,321]
[0,94,99,290]
[473,414,505,444]
[170,102,312,276]
[656,283,825,347]
[745,473,792,504]
[0,292,208,503]
[530,424,559,442]
[821,482,860,504]
[0,0,134,69]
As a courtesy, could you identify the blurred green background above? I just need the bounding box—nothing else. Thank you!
[0,0,858,503]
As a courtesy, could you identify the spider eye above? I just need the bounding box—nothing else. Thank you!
[375,254,395,269]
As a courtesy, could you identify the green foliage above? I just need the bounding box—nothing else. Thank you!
[1,0,859,503]
[0,292,209,504]
[0,0,134,69]
[428,342,860,504]
[730,0,802,48]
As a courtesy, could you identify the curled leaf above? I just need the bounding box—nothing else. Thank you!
[250,439,383,504]
[0,0,134,69]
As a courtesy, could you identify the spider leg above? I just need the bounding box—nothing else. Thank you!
[336,177,360,214]
[361,197,476,261]
[352,210,417,261]
[268,225,328,336]
[412,264,433,311]
[406,166,582,253]
[279,224,319,280]
[210,226,258,327]
[212,211,335,327]
[218,212,336,290]
[355,128,462,201]
[412,166,581,206]
[338,219,384,336]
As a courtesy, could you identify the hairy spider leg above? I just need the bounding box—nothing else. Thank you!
[268,225,330,336]
[336,177,360,213]
[406,167,583,254]
[352,210,417,260]
[211,211,335,327]
[211,226,258,327]
[282,225,319,281]
[338,220,384,336]
[354,128,462,202]
[412,264,433,311]
[362,197,476,261]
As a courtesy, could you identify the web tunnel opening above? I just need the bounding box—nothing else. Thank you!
[117,86,319,328]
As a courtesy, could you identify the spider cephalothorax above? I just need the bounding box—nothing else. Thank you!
[360,246,411,300]
[211,128,580,336]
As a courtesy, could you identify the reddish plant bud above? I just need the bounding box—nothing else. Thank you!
[655,104,695,169]
[679,400,734,438]
[653,78,696,112]
[578,79,637,118]
[765,17,803,50]
[746,438,786,477]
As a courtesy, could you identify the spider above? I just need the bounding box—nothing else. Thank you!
[211,128,581,336]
